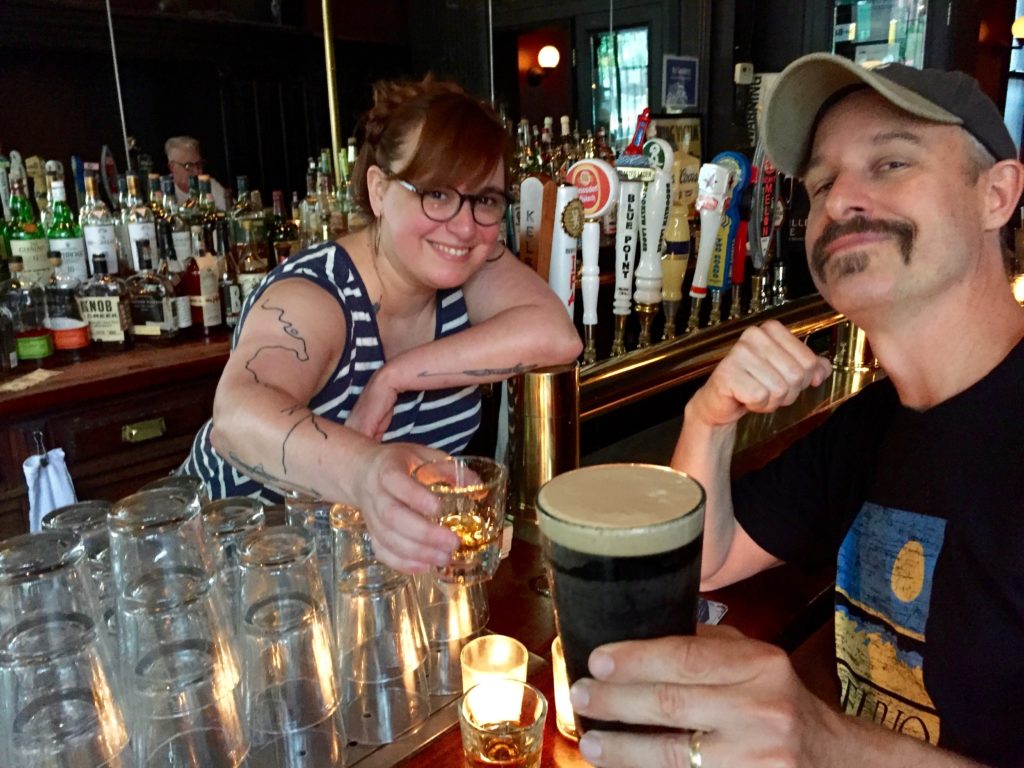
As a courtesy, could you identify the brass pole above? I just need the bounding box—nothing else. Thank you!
[322,0,343,191]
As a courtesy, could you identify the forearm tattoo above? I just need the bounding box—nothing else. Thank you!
[227,451,321,498]
[244,300,310,383]
[417,362,538,379]
[280,404,328,474]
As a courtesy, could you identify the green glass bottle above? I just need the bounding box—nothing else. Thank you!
[0,217,10,283]
[7,177,52,287]
[47,180,89,284]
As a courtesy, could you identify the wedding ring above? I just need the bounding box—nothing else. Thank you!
[688,730,704,768]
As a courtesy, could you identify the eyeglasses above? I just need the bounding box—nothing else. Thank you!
[170,159,205,172]
[391,176,508,227]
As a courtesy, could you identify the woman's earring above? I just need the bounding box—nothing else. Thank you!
[373,217,382,256]
[486,240,506,262]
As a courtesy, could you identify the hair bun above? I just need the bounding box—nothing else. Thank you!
[363,76,465,149]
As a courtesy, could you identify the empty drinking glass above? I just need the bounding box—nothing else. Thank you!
[286,493,337,615]
[0,531,129,767]
[411,456,508,584]
[109,488,247,767]
[139,474,209,513]
[203,497,266,632]
[335,561,430,745]
[416,573,489,695]
[239,526,343,767]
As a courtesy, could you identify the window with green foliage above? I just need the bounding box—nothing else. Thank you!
[591,26,649,150]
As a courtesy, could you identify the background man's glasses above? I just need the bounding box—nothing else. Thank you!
[170,159,205,172]
[391,175,508,227]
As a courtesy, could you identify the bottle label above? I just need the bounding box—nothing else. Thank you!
[127,222,158,272]
[198,267,222,327]
[238,272,266,300]
[221,283,242,326]
[171,230,192,270]
[131,296,177,335]
[77,296,131,342]
[48,237,90,283]
[15,330,54,360]
[83,224,119,276]
[175,296,193,329]
[45,317,91,350]
[10,238,51,285]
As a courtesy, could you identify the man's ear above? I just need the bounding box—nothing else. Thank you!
[366,165,389,218]
[981,159,1024,231]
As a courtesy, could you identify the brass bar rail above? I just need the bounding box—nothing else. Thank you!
[579,295,844,421]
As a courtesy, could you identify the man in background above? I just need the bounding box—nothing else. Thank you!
[165,135,226,210]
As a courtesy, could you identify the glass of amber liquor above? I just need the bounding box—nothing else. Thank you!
[413,456,508,584]
[460,679,547,768]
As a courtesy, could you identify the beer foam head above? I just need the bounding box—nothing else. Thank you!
[536,464,704,557]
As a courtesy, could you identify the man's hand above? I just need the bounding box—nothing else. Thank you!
[351,442,457,572]
[688,320,833,429]
[569,626,842,768]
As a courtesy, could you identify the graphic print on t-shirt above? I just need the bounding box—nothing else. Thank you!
[834,502,946,744]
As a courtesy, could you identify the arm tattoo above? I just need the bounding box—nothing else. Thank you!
[416,362,538,379]
[244,300,310,384]
[280,405,328,474]
[227,451,322,498]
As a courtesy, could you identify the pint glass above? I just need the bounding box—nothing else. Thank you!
[536,463,705,735]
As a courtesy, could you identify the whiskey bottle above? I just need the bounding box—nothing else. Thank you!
[127,240,178,342]
[156,226,193,335]
[0,304,17,378]
[179,174,202,228]
[160,175,192,271]
[7,178,52,287]
[124,173,157,273]
[44,252,91,364]
[77,253,133,351]
[236,220,267,301]
[231,176,270,269]
[81,174,120,278]
[268,190,299,264]
[3,256,54,368]
[46,180,89,283]
[184,225,222,334]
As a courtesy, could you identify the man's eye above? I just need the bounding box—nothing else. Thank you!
[808,180,833,198]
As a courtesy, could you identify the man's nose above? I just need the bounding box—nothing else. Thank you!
[822,171,872,221]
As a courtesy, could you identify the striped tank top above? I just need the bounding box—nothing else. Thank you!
[181,242,482,503]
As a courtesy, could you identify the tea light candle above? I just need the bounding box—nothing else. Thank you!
[551,636,578,741]
[461,634,529,724]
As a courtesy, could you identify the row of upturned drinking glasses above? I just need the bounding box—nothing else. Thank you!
[0,475,490,767]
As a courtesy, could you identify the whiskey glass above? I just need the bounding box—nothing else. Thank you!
[459,679,547,768]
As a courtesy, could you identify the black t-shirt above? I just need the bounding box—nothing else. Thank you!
[734,338,1024,767]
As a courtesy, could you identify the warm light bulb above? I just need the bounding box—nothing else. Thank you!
[538,45,560,70]
[1013,15,1024,39]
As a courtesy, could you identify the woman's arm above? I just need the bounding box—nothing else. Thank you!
[346,250,582,439]
[209,278,458,571]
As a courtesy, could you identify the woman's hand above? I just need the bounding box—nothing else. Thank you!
[351,442,459,572]
[346,365,399,442]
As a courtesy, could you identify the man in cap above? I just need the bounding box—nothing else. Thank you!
[568,53,1023,767]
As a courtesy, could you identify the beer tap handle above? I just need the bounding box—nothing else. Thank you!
[548,184,584,320]
[566,158,618,366]
[611,179,643,355]
[518,176,547,274]
[633,138,674,349]
[706,151,751,327]
[686,163,734,334]
[748,141,779,315]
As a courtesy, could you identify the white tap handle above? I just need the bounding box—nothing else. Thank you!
[613,180,642,317]
[634,138,674,306]
[518,176,545,272]
[549,184,581,320]
[690,163,734,300]
[581,221,600,327]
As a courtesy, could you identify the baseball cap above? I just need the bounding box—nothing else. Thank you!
[763,52,1018,177]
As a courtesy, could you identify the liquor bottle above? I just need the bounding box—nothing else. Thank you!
[218,255,242,330]
[156,226,193,335]
[0,304,17,378]
[114,174,132,272]
[0,216,11,283]
[80,174,120,278]
[179,174,202,227]
[268,190,300,264]
[124,174,157,274]
[3,256,54,368]
[199,175,229,263]
[7,178,52,287]
[290,191,301,225]
[184,225,222,334]
[127,240,178,342]
[315,174,333,243]
[231,176,270,270]
[236,220,268,301]
[46,180,89,284]
[44,252,91,364]
[160,175,191,271]
[76,253,133,352]
[299,161,320,248]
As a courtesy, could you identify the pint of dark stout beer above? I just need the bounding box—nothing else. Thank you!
[536,463,705,735]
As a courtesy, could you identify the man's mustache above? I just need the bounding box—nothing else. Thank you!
[810,216,915,283]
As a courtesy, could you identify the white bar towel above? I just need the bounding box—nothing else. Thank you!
[23,448,77,532]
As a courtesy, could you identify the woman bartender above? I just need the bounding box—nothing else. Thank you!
[181,77,582,572]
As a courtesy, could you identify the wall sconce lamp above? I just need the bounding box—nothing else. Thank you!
[1014,15,1024,40]
[527,45,561,86]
